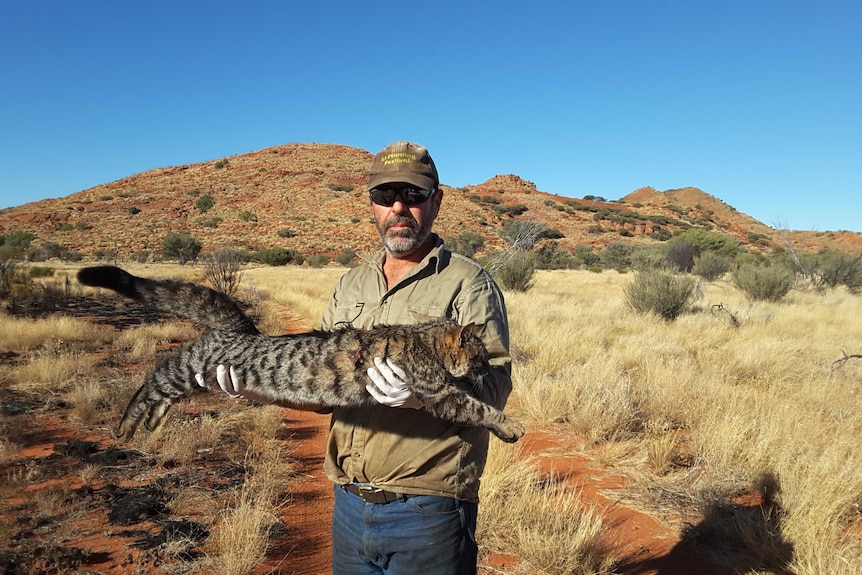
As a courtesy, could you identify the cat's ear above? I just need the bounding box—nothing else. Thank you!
[457,323,484,346]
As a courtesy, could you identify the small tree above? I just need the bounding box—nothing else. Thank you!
[202,248,246,297]
[162,233,202,265]
[665,242,699,272]
[624,270,695,321]
[670,228,739,258]
[816,249,862,291]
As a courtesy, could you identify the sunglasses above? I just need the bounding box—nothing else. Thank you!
[369,186,436,207]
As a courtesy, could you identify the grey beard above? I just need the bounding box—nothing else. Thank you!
[379,216,433,255]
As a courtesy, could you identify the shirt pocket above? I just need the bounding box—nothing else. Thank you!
[407,304,448,323]
[332,302,365,328]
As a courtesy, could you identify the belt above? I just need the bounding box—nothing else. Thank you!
[343,483,412,504]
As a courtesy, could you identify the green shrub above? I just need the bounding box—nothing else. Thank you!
[200,217,222,228]
[131,250,150,263]
[326,183,354,192]
[336,248,357,267]
[649,228,673,241]
[25,247,48,262]
[492,204,528,218]
[574,245,600,267]
[670,228,739,258]
[665,242,699,272]
[446,231,485,258]
[493,252,535,292]
[692,252,731,281]
[535,243,576,270]
[732,264,794,301]
[0,245,24,262]
[214,159,228,169]
[630,246,668,272]
[257,247,298,266]
[4,231,37,247]
[62,250,82,262]
[238,211,257,222]
[277,228,296,238]
[0,262,33,301]
[624,270,696,321]
[195,194,215,213]
[162,233,202,265]
[128,206,141,215]
[306,254,330,268]
[98,195,113,201]
[816,249,862,291]
[601,241,633,269]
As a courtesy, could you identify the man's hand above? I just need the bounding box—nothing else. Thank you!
[366,357,424,409]
[195,365,272,404]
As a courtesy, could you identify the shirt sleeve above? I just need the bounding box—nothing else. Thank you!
[320,280,341,331]
[454,274,512,410]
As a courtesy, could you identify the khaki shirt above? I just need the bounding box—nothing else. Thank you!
[320,236,511,502]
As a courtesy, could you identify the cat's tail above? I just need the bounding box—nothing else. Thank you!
[77,265,259,334]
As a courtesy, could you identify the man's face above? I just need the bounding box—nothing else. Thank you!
[370,183,442,257]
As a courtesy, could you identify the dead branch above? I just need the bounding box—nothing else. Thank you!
[831,351,862,372]
[711,303,740,328]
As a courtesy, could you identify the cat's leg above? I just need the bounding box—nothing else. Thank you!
[144,399,174,432]
[116,355,198,441]
[115,382,156,441]
[415,388,525,442]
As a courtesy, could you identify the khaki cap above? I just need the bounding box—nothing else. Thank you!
[367,141,439,191]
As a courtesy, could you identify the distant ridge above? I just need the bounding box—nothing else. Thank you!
[1,143,860,259]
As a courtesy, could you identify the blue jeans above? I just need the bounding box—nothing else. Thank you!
[331,484,478,575]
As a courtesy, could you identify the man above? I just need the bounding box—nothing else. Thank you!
[216,141,512,574]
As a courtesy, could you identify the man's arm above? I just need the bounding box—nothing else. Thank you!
[455,276,513,410]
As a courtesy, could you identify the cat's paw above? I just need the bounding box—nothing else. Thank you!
[493,417,525,443]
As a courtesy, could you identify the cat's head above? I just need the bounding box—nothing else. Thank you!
[442,323,490,380]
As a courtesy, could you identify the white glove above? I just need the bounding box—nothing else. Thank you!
[195,364,272,404]
[366,357,424,409]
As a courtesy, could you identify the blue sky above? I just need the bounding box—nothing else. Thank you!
[1,1,860,232]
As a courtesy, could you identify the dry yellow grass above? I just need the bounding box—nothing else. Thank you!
[0,314,113,353]
[112,320,199,363]
[243,265,346,328]
[479,441,615,574]
[506,270,862,572]
[6,260,861,572]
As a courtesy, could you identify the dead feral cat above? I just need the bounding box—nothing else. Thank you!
[77,266,525,443]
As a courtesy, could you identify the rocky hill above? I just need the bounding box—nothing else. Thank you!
[1,143,860,260]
